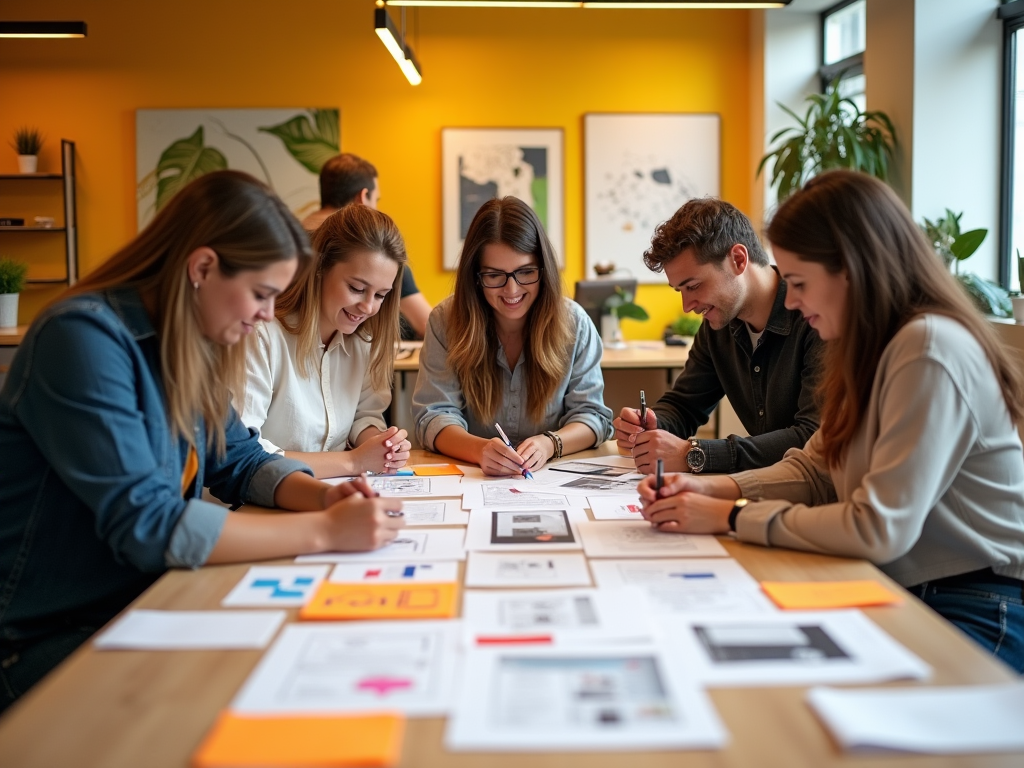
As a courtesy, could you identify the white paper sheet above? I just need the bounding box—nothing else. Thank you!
[295,528,466,563]
[661,610,931,686]
[401,499,469,526]
[588,494,645,520]
[93,610,286,650]
[445,643,727,751]
[546,460,638,477]
[231,620,462,716]
[322,475,462,497]
[329,561,460,584]
[461,587,654,644]
[806,683,1024,754]
[464,508,588,552]
[546,474,643,496]
[590,558,776,614]
[460,481,586,510]
[221,565,330,607]
[464,551,593,588]
[577,520,728,558]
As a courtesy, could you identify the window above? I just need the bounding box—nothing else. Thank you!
[821,0,866,112]
[1000,0,1024,291]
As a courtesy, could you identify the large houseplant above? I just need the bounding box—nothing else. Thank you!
[920,210,1011,318]
[757,76,896,205]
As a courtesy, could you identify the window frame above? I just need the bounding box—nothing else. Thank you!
[999,0,1024,289]
[819,0,865,91]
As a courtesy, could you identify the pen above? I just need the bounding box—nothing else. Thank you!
[494,422,535,480]
[656,458,664,492]
[639,390,647,427]
[366,469,414,476]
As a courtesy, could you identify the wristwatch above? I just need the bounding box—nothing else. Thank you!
[686,438,707,474]
[728,498,750,532]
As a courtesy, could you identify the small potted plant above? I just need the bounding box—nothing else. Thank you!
[602,286,649,349]
[664,311,703,346]
[11,127,45,174]
[0,256,28,328]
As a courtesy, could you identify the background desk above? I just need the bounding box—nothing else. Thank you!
[393,341,702,448]
[0,445,1019,767]
[0,325,28,389]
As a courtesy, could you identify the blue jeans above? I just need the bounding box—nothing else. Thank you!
[908,569,1024,674]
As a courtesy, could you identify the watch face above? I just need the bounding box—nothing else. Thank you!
[686,446,705,472]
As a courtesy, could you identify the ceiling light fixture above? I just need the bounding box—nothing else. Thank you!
[0,21,87,38]
[375,2,423,86]
[385,1,790,7]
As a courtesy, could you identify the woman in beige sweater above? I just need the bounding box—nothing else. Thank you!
[640,170,1024,671]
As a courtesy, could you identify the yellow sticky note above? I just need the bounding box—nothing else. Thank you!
[192,712,404,768]
[411,463,464,476]
[300,582,459,621]
[761,580,903,610]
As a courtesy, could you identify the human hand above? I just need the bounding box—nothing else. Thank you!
[349,426,412,473]
[516,434,555,472]
[318,493,406,551]
[481,437,529,477]
[321,474,378,509]
[613,407,658,454]
[641,491,734,535]
[631,429,690,474]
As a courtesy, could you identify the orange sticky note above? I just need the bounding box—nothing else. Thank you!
[192,712,404,768]
[761,580,903,610]
[411,463,464,476]
[300,582,459,621]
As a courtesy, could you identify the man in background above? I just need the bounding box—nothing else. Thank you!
[613,197,822,475]
[303,153,432,339]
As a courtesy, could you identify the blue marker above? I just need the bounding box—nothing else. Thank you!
[494,422,534,480]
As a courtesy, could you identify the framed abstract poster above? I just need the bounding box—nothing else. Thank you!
[136,108,339,231]
[442,128,564,270]
[584,113,720,283]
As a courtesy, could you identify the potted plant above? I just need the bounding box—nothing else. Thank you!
[0,256,28,328]
[757,75,896,205]
[920,210,1011,318]
[1012,249,1024,325]
[11,127,44,174]
[601,286,649,349]
[664,311,703,346]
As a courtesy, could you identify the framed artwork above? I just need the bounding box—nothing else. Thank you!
[442,127,564,270]
[136,108,340,231]
[584,113,720,283]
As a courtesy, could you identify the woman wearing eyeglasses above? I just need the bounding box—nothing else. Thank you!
[413,197,613,476]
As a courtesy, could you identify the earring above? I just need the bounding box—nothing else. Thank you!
[193,281,200,290]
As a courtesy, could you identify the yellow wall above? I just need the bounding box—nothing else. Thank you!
[0,1,758,337]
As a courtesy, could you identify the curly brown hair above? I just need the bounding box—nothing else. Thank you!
[644,197,768,272]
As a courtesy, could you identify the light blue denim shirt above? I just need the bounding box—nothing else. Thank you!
[413,297,614,450]
[0,288,311,642]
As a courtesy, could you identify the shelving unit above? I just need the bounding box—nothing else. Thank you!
[0,138,79,286]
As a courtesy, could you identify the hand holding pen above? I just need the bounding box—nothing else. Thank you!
[493,423,535,480]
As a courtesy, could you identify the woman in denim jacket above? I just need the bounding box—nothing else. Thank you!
[0,171,404,711]
[413,196,613,476]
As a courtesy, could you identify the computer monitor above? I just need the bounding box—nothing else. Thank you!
[573,278,639,332]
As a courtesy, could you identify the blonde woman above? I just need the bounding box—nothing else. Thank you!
[0,172,404,712]
[640,171,1024,670]
[413,196,613,476]
[242,204,411,478]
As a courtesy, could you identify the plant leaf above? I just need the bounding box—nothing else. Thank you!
[155,127,228,212]
[951,228,988,261]
[958,273,1011,317]
[615,302,650,321]
[258,111,340,174]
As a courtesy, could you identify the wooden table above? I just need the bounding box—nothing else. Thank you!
[0,325,28,346]
[0,446,1020,767]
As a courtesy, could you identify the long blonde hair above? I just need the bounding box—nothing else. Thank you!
[64,170,311,455]
[447,196,572,423]
[767,170,1024,467]
[272,204,406,391]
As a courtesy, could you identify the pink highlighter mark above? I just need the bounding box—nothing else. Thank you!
[356,676,414,696]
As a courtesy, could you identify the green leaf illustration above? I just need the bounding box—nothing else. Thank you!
[258,109,340,174]
[155,126,228,211]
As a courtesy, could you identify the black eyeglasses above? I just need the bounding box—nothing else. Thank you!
[477,266,543,289]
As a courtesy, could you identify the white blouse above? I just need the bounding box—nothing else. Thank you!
[241,318,390,455]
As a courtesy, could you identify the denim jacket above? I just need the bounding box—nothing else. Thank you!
[413,297,614,449]
[0,288,310,643]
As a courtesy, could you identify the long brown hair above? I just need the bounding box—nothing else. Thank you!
[272,203,406,391]
[448,196,572,423]
[767,169,1024,467]
[64,170,310,454]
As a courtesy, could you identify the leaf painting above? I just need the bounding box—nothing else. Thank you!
[155,126,228,211]
[258,109,340,174]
